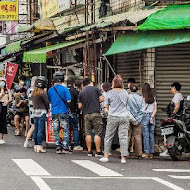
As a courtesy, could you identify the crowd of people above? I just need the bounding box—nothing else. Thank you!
[0,72,184,163]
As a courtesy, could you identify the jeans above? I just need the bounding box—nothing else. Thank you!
[69,113,79,147]
[104,116,129,157]
[33,114,46,145]
[52,113,69,150]
[141,113,155,154]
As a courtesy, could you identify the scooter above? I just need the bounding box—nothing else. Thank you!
[160,109,190,161]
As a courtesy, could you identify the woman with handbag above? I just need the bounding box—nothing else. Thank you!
[100,75,133,164]
[0,77,12,144]
[32,76,49,153]
[141,83,157,159]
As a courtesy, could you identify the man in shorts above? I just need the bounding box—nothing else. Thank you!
[78,78,104,157]
[14,88,29,136]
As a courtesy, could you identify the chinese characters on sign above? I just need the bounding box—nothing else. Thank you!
[0,0,18,21]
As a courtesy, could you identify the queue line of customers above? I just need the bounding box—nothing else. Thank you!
[99,75,157,163]
[0,72,157,163]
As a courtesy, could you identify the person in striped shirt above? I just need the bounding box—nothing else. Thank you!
[23,76,37,148]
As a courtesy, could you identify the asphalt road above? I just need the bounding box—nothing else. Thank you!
[0,126,190,190]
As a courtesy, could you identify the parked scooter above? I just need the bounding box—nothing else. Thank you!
[160,102,190,161]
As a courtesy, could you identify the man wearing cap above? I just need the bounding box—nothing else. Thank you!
[48,71,71,154]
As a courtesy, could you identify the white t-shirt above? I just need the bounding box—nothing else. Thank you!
[172,93,183,104]
[144,99,157,113]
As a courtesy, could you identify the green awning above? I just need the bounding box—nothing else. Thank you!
[5,41,21,54]
[23,39,84,63]
[105,30,190,56]
[138,5,190,31]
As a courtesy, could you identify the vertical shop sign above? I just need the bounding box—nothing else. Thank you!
[40,0,58,18]
[0,0,18,21]
[5,62,18,89]
[22,62,32,77]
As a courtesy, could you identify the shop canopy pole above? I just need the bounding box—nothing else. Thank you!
[102,54,116,76]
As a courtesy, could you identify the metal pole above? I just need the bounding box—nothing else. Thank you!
[40,63,42,75]
[102,54,116,76]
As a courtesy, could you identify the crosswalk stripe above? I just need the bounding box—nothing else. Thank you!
[31,177,51,190]
[153,169,190,173]
[169,175,190,179]
[72,160,123,177]
[152,177,184,190]
[12,159,51,176]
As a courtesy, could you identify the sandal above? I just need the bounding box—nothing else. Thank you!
[15,131,22,136]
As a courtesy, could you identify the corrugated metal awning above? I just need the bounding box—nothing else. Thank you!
[80,7,163,31]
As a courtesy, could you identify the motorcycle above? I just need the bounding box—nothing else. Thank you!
[160,106,190,161]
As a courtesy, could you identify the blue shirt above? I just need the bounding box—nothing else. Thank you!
[48,84,71,115]
[127,92,145,124]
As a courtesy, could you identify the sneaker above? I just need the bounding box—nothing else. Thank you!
[99,157,109,163]
[159,149,169,157]
[0,139,5,144]
[23,141,33,148]
[95,151,104,157]
[62,148,70,154]
[121,159,126,164]
[56,149,62,154]
[87,151,94,157]
[73,145,83,151]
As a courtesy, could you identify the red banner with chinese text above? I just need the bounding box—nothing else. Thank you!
[5,62,18,89]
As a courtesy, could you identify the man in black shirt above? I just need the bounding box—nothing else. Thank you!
[78,78,104,157]
[67,78,83,151]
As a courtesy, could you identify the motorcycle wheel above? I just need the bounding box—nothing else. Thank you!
[168,139,182,161]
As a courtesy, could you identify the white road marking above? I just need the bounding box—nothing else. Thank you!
[31,177,51,190]
[72,160,123,177]
[153,169,190,173]
[152,177,184,190]
[41,176,184,190]
[12,159,51,176]
[169,175,190,179]
[42,176,153,179]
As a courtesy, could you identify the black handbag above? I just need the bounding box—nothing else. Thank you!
[0,102,2,114]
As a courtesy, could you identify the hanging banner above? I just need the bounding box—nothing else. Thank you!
[40,0,58,18]
[0,0,18,21]
[5,62,18,89]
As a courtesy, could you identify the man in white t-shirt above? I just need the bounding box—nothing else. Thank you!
[170,82,184,114]
[160,82,184,157]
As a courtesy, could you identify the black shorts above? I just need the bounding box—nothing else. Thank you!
[16,112,29,118]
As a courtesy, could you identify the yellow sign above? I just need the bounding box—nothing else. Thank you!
[0,71,3,77]
[40,0,58,18]
[0,0,18,21]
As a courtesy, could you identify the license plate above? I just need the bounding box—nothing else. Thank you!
[161,127,174,135]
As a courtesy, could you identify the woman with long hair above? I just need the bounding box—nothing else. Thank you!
[0,77,12,144]
[141,83,157,158]
[32,76,49,153]
[100,75,133,164]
